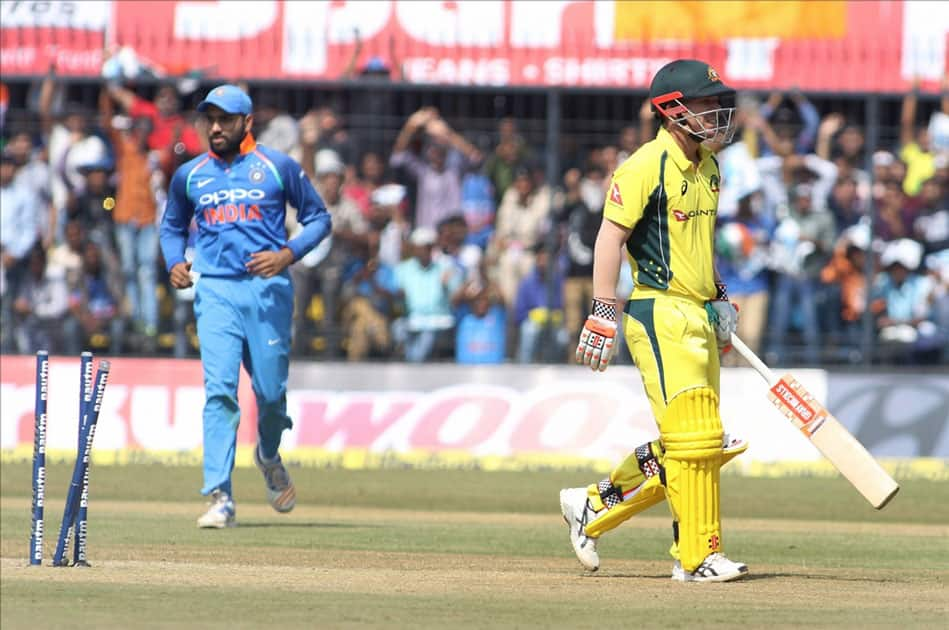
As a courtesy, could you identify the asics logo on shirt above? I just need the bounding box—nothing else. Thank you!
[198,188,266,206]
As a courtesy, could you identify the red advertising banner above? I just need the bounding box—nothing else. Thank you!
[1,1,945,92]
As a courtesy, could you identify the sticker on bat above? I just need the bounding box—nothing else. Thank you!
[768,377,828,436]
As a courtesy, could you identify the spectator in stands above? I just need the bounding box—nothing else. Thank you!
[390,108,483,230]
[767,182,837,365]
[929,78,949,155]
[616,124,641,163]
[899,81,936,197]
[305,106,358,167]
[558,166,601,356]
[104,81,202,179]
[875,182,916,242]
[66,241,125,354]
[758,89,820,156]
[68,159,117,256]
[753,110,838,223]
[343,29,405,157]
[909,176,949,253]
[5,129,54,245]
[513,244,567,364]
[0,151,42,351]
[101,94,162,351]
[369,184,410,268]
[455,280,507,364]
[820,224,871,354]
[816,113,866,164]
[924,250,949,363]
[47,219,87,293]
[435,214,482,288]
[484,137,522,206]
[344,151,387,218]
[872,150,899,187]
[715,190,772,364]
[718,94,764,219]
[39,72,110,239]
[816,113,870,207]
[486,165,552,307]
[314,149,370,353]
[11,243,70,354]
[459,168,496,250]
[827,175,867,231]
[253,91,298,155]
[339,233,398,361]
[392,226,463,362]
[871,239,942,363]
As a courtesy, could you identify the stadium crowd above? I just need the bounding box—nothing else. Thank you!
[1,69,947,366]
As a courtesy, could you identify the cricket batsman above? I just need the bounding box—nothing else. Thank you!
[160,85,331,528]
[560,60,749,582]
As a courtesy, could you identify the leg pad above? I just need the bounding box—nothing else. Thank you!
[661,387,724,572]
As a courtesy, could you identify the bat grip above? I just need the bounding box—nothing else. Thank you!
[729,333,779,387]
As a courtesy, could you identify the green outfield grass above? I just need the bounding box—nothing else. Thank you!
[2,463,947,629]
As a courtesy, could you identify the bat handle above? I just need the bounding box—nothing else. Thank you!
[730,333,779,387]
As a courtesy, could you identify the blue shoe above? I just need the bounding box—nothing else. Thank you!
[197,490,236,528]
[254,445,296,513]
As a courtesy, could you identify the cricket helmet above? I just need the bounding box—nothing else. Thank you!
[649,59,737,144]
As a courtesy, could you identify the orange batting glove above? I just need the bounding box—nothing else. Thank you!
[576,298,618,372]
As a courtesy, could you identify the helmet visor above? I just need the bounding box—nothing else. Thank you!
[655,95,737,145]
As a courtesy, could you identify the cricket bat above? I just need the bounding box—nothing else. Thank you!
[729,333,899,509]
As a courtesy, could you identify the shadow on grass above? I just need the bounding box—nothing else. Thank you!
[234,521,378,529]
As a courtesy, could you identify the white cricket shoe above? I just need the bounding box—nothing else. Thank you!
[197,490,236,529]
[254,445,296,513]
[559,487,600,571]
[671,553,749,582]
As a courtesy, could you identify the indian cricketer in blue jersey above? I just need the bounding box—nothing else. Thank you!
[160,85,331,528]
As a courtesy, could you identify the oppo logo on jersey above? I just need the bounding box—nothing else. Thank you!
[672,208,717,222]
[198,188,266,206]
[199,188,267,225]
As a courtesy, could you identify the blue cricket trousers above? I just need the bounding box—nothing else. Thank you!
[194,272,294,496]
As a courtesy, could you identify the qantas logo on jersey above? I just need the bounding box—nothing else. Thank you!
[199,188,267,225]
[609,182,624,205]
[672,208,717,222]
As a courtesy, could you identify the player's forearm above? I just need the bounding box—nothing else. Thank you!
[286,212,332,261]
[159,229,188,272]
[591,220,628,302]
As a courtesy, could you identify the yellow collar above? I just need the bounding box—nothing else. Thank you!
[656,127,712,171]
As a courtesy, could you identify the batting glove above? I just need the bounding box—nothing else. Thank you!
[576,298,618,372]
[707,282,739,352]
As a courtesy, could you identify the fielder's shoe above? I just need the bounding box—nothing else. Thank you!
[197,490,236,529]
[254,445,296,513]
[559,487,600,571]
[671,553,749,583]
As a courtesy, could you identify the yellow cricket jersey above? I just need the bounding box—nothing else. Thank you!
[604,127,721,302]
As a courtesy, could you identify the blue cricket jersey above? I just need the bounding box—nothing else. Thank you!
[160,136,331,276]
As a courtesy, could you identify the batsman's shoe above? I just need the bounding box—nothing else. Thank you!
[671,553,748,583]
[197,490,236,529]
[559,487,600,571]
[254,445,296,513]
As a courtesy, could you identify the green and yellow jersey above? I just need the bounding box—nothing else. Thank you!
[604,126,721,302]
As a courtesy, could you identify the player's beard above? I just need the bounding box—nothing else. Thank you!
[210,129,245,156]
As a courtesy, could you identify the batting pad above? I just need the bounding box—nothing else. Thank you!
[583,437,747,539]
[661,386,724,572]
